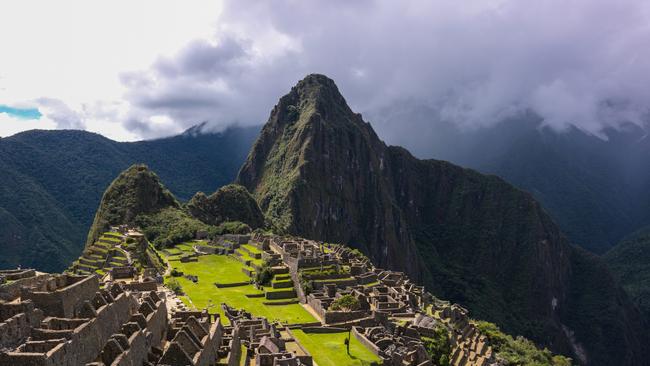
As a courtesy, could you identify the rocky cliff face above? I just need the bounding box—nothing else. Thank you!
[237,74,648,365]
[86,164,179,245]
[186,184,264,229]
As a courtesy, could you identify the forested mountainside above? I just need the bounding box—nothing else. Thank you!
[237,74,649,365]
[0,125,258,271]
[605,227,650,320]
[374,105,650,254]
[85,164,263,249]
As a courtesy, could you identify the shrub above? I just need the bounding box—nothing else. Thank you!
[170,268,182,277]
[135,208,210,248]
[475,321,572,366]
[330,294,360,311]
[255,261,274,285]
[422,325,451,366]
[209,221,251,236]
[300,277,313,295]
[167,278,184,295]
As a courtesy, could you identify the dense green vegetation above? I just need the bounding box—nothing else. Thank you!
[476,321,572,366]
[187,184,265,229]
[605,226,650,319]
[136,207,209,249]
[254,260,274,285]
[330,294,360,311]
[421,325,451,366]
[0,125,258,271]
[291,330,381,366]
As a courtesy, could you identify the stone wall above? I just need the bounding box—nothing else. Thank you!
[352,326,383,358]
[101,292,168,366]
[324,310,367,324]
[0,288,136,366]
[0,274,50,301]
[0,269,36,281]
[22,275,100,318]
[122,281,157,292]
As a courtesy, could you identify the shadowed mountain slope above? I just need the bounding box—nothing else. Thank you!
[237,74,648,365]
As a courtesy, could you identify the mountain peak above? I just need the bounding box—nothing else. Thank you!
[85,164,179,245]
[293,73,341,100]
[273,74,359,128]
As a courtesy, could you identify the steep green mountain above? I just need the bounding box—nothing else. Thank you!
[0,125,258,271]
[605,227,650,319]
[86,164,180,245]
[237,74,648,365]
[371,105,650,254]
[186,184,264,229]
[84,165,259,253]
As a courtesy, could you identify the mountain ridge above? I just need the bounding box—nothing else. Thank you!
[0,125,258,271]
[237,74,648,365]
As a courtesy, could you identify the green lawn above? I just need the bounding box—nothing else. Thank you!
[237,251,264,267]
[291,330,381,366]
[165,253,316,325]
[241,244,262,254]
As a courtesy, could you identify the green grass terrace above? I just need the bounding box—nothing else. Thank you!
[160,246,316,326]
[291,329,381,366]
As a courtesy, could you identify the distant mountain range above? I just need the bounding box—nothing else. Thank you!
[0,125,258,271]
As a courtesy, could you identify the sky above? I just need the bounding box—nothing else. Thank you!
[2,0,650,142]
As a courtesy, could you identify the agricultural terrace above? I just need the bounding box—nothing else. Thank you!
[160,241,316,325]
[291,329,382,366]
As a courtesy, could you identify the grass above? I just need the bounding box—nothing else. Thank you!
[236,250,264,267]
[241,244,262,254]
[291,330,381,366]
[162,251,315,325]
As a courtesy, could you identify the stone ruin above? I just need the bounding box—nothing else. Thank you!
[158,310,222,366]
[0,270,169,366]
[244,233,498,366]
[352,321,431,366]
[0,267,243,366]
[222,305,313,366]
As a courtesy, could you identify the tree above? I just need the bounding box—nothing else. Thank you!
[330,294,360,311]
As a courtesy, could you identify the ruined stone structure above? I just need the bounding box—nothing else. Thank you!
[158,310,222,366]
[0,270,175,366]
[222,304,313,366]
[240,233,498,366]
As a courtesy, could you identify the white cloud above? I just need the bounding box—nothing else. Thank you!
[0,0,223,140]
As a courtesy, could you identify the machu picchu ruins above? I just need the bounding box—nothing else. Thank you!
[1,225,508,366]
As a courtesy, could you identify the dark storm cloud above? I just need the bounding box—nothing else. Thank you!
[120,0,650,140]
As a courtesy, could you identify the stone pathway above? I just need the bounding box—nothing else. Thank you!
[301,302,324,324]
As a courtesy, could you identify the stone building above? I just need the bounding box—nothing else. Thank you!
[0,270,171,366]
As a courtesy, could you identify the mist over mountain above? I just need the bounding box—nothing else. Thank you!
[0,125,258,271]
[368,105,650,253]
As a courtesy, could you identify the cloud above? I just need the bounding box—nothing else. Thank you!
[120,0,650,140]
[0,0,223,140]
[35,99,85,130]
[3,0,650,141]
